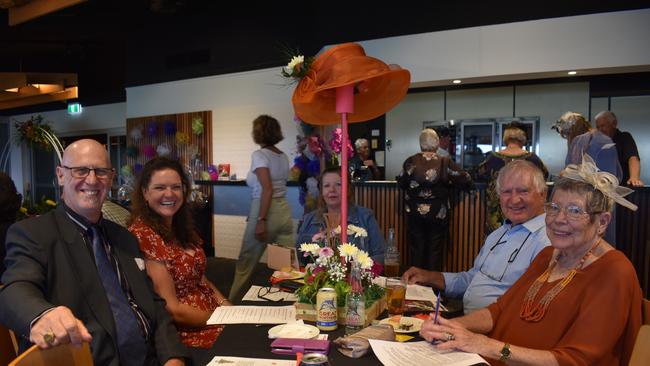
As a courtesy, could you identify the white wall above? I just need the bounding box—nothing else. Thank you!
[608,96,650,183]
[127,69,297,179]
[360,9,650,85]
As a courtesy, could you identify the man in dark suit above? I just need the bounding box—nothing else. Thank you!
[0,139,186,365]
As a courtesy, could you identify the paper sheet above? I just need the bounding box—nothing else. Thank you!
[406,284,447,311]
[206,356,295,366]
[207,305,296,325]
[241,285,298,302]
[369,340,487,366]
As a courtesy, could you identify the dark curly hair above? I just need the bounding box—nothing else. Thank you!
[130,157,198,248]
[0,173,21,222]
[252,115,284,146]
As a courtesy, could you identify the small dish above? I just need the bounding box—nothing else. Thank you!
[268,323,320,339]
[272,270,305,280]
[379,316,424,334]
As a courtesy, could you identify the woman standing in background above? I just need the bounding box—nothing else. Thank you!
[229,115,294,302]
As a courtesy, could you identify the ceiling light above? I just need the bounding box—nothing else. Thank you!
[4,88,19,93]
[452,79,462,84]
[567,71,577,75]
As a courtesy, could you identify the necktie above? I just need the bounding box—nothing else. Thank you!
[89,225,147,366]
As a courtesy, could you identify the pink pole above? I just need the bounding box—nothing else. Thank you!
[336,85,354,243]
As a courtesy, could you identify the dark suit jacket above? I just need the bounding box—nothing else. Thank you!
[0,206,186,365]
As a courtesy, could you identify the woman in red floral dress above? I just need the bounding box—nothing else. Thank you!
[129,157,230,352]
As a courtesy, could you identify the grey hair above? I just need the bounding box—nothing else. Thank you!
[552,177,613,220]
[594,110,617,125]
[503,127,527,146]
[419,129,439,152]
[496,159,546,194]
[354,138,369,149]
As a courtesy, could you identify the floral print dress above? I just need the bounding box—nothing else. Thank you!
[129,218,223,348]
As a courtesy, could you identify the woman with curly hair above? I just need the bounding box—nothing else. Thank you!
[129,157,229,354]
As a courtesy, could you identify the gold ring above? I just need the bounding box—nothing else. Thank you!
[43,331,55,345]
[445,332,455,342]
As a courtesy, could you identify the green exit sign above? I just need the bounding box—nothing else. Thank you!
[67,102,82,114]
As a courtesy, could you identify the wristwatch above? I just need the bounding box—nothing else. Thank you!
[499,343,511,362]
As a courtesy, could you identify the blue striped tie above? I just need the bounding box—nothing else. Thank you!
[89,225,147,366]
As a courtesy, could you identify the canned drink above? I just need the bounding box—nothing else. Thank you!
[316,287,337,331]
[300,353,330,366]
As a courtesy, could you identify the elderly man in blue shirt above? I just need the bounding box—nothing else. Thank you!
[403,159,550,314]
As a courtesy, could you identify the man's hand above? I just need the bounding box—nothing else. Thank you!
[402,266,433,284]
[164,358,185,366]
[30,306,92,349]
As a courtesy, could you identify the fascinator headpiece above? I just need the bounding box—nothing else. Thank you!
[561,154,638,211]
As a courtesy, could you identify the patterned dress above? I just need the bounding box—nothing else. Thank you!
[129,218,223,348]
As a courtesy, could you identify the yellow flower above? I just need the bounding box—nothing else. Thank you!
[299,243,321,256]
[45,199,56,206]
[355,251,373,270]
[20,207,28,214]
[339,243,359,260]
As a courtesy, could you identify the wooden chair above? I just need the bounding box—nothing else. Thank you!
[8,343,93,366]
[629,325,650,366]
[0,322,18,366]
[643,298,650,325]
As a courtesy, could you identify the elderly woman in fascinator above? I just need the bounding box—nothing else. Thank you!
[419,154,642,365]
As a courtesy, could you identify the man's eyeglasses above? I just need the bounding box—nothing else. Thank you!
[257,286,282,302]
[62,166,114,179]
[479,230,531,282]
[544,202,597,220]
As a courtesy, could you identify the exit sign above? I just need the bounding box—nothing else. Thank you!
[67,102,82,114]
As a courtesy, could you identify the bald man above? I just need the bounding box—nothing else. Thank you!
[0,139,186,366]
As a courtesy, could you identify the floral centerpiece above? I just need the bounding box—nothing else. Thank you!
[296,225,384,309]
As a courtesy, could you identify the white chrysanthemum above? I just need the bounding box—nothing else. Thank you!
[299,243,321,256]
[339,243,359,260]
[284,55,304,75]
[348,224,368,238]
[354,251,373,270]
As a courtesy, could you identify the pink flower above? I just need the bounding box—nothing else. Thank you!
[319,247,334,258]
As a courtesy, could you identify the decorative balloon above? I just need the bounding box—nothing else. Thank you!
[143,144,156,158]
[156,143,172,157]
[147,121,158,137]
[192,117,204,135]
[134,163,143,174]
[126,145,139,158]
[129,125,143,141]
[163,120,176,136]
[176,132,190,145]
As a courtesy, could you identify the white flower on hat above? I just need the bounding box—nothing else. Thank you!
[284,55,304,76]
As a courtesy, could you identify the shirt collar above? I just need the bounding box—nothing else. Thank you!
[63,202,103,232]
[506,212,545,234]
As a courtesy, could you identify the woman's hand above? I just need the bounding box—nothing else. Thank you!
[255,220,267,242]
[420,316,496,355]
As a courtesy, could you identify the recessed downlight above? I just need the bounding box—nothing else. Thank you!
[568,71,577,75]
[452,79,462,84]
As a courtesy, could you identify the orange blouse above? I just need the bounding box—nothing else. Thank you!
[129,218,223,348]
[487,247,642,366]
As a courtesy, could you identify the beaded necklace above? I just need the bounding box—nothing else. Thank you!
[519,238,601,322]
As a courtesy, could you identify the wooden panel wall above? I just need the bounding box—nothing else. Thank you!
[125,111,212,197]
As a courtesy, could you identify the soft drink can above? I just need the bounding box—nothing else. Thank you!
[299,353,330,366]
[316,287,337,331]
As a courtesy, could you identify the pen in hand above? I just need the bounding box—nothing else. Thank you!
[433,290,441,324]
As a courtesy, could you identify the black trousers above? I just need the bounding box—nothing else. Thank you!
[406,214,447,272]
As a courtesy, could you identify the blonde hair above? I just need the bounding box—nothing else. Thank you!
[503,127,527,146]
[419,129,439,152]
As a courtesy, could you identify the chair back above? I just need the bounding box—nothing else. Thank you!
[8,343,93,366]
[0,322,17,366]
[643,298,650,325]
[629,325,650,366]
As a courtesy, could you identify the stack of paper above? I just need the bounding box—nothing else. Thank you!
[369,340,487,366]
[207,305,296,325]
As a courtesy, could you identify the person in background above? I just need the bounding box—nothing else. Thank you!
[403,160,550,314]
[0,139,186,366]
[554,111,621,245]
[397,129,472,271]
[434,126,452,159]
[0,172,22,278]
[296,166,385,264]
[595,110,644,187]
[349,138,380,181]
[478,121,548,234]
[229,115,294,302]
[419,158,641,366]
[129,157,229,358]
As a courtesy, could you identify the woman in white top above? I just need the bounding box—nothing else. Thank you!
[228,115,294,301]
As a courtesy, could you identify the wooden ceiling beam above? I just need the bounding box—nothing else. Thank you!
[0,86,78,109]
[8,0,87,26]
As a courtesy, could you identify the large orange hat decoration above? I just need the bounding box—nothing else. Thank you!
[292,43,410,125]
[291,42,410,243]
